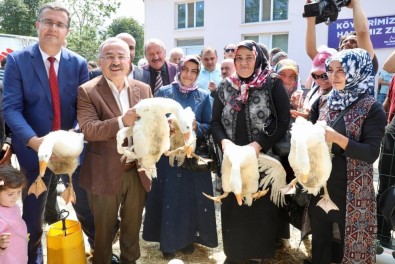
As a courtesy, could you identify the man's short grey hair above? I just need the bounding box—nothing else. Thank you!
[98,37,130,58]
[144,38,166,55]
[169,47,184,56]
[37,2,71,27]
[116,33,135,42]
[221,58,234,65]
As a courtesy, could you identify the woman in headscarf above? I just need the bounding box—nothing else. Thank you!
[308,48,386,264]
[142,55,218,259]
[211,40,290,263]
[294,48,337,120]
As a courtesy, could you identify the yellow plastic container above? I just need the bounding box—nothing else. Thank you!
[46,219,87,264]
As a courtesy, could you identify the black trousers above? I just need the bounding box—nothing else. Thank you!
[44,174,60,224]
[377,131,395,247]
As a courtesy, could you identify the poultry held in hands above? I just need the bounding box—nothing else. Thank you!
[284,116,338,213]
[30,130,84,204]
[203,144,286,207]
[167,107,196,166]
[116,97,193,179]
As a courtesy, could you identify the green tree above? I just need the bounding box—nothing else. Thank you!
[106,17,144,64]
[59,0,120,60]
[0,0,48,35]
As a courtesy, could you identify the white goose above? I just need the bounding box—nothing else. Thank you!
[29,130,84,204]
[283,116,338,213]
[203,144,286,207]
[116,97,193,179]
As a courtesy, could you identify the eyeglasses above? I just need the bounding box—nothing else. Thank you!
[225,48,235,53]
[39,19,68,30]
[311,72,328,80]
[100,55,130,61]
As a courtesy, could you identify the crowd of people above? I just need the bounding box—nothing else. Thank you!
[0,0,394,264]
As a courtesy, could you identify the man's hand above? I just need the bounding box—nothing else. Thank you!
[27,136,44,152]
[122,108,139,127]
[0,233,11,250]
[208,81,217,93]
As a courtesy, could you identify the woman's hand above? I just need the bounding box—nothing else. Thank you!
[192,119,198,131]
[290,109,309,119]
[221,139,234,152]
[248,141,262,157]
[0,233,11,250]
[325,126,349,150]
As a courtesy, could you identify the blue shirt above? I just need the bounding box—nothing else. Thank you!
[196,64,222,92]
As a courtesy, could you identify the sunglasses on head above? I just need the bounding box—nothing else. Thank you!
[311,72,328,80]
[225,48,235,53]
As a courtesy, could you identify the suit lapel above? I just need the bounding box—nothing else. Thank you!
[97,77,122,117]
[31,44,52,106]
[57,48,70,97]
[128,79,141,107]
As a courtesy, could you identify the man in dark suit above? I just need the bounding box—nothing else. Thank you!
[2,3,94,263]
[77,37,152,264]
[141,38,177,94]
[89,32,143,81]
[0,57,12,165]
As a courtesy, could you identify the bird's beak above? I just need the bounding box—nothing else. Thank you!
[235,193,243,206]
[300,174,308,184]
[183,132,191,143]
[39,160,48,177]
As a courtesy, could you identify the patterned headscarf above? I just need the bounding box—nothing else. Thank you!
[172,55,201,93]
[228,40,270,111]
[326,48,374,111]
[273,59,299,94]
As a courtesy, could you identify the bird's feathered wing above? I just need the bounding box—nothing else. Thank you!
[258,153,287,207]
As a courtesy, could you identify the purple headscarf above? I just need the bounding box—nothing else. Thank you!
[172,55,201,93]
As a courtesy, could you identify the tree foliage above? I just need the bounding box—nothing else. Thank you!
[0,0,49,35]
[106,17,144,64]
[59,0,120,60]
[0,0,145,62]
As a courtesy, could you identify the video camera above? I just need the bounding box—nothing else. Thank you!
[303,0,351,25]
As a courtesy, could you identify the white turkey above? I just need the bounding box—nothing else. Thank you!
[203,144,286,207]
[166,108,213,167]
[116,97,193,179]
[167,108,196,166]
[283,116,338,213]
[29,130,84,204]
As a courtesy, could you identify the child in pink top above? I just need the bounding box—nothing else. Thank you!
[0,165,28,263]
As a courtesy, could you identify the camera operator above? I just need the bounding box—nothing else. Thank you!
[383,50,395,73]
[306,0,378,75]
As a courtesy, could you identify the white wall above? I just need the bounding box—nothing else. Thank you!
[144,0,394,84]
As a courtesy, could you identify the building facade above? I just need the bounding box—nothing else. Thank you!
[143,0,394,84]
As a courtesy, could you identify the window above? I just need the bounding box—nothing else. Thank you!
[176,38,204,55]
[177,1,204,29]
[244,34,288,52]
[245,0,288,23]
